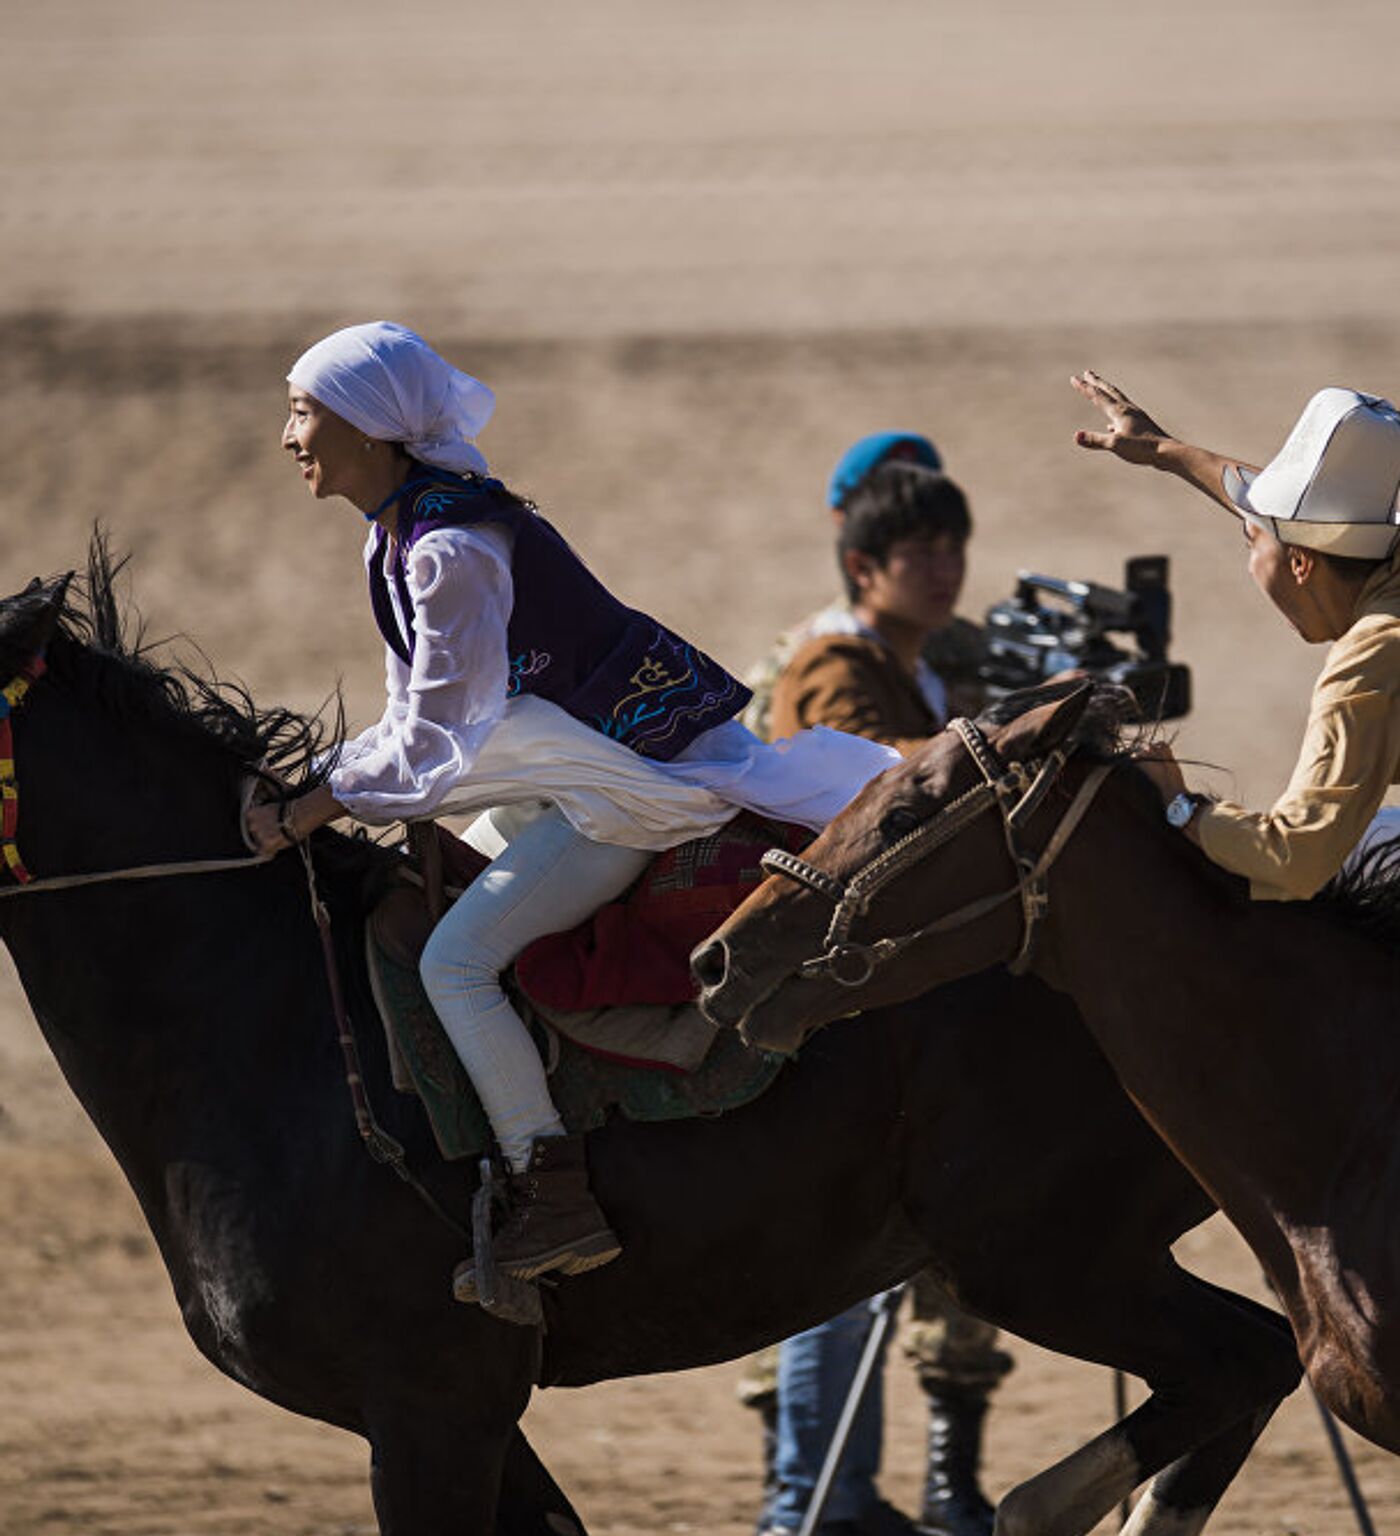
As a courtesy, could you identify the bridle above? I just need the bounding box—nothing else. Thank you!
[759,716,1115,985]
[0,648,47,885]
[0,645,274,898]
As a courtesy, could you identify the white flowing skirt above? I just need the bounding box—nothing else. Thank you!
[426,694,900,850]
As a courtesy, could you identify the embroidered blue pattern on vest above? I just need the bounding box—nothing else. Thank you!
[585,629,739,755]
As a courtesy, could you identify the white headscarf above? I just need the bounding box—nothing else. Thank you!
[287,322,495,476]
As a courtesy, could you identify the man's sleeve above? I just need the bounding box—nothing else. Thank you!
[1196,619,1400,900]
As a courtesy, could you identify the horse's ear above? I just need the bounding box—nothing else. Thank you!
[32,572,73,650]
[0,572,71,655]
[993,681,1094,761]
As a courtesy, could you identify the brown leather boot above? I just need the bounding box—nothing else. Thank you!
[453,1134,620,1303]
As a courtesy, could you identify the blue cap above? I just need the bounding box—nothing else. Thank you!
[827,431,942,510]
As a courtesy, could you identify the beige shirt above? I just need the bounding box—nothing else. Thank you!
[1197,549,1400,901]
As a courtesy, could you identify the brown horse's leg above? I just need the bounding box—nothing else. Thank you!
[1118,1400,1278,1536]
[989,1266,1300,1536]
[1118,1285,1296,1536]
[1299,1279,1400,1454]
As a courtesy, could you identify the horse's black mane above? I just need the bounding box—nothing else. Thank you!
[977,677,1149,762]
[38,535,338,784]
[978,679,1400,951]
[4,538,407,899]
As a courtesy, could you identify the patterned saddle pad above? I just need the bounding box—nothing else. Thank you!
[364,812,804,1161]
[366,923,783,1161]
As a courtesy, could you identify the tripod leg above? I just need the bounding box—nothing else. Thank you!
[797,1286,906,1536]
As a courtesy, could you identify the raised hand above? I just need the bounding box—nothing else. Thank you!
[1071,370,1171,465]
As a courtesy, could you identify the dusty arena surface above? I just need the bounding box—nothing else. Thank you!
[4,2,1400,1531]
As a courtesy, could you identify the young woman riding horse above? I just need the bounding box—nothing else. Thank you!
[243,322,898,1301]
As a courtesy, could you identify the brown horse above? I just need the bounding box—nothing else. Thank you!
[695,682,1400,1469]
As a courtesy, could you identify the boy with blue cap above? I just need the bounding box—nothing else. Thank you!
[742,432,987,742]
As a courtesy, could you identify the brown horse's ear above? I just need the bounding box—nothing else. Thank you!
[993,681,1094,762]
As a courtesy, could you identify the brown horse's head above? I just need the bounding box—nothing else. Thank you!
[693,684,1104,1052]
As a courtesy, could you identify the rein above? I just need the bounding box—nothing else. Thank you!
[0,850,275,897]
[761,717,1115,984]
[293,838,469,1241]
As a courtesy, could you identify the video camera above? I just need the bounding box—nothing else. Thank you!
[979,555,1192,721]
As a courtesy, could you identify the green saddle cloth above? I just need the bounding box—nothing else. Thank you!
[366,930,785,1161]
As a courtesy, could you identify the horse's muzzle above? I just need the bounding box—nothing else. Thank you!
[691,936,751,1028]
[692,939,818,1056]
[690,935,730,993]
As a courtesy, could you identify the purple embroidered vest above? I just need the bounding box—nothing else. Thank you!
[368,469,750,761]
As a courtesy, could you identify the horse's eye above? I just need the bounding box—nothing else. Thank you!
[880,807,923,843]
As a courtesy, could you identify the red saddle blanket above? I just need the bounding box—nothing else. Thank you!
[437,811,809,1012]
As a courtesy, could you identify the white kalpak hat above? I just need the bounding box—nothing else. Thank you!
[1223,387,1400,560]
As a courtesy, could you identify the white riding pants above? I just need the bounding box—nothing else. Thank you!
[419,805,651,1171]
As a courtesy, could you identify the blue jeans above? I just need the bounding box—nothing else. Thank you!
[767,1298,892,1529]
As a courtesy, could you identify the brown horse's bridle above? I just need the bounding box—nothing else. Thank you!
[759,717,1116,985]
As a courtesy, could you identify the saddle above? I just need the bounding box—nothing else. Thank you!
[366,812,808,1161]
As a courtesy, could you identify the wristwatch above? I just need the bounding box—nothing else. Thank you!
[1165,791,1207,830]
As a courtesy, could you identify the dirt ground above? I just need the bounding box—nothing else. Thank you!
[3,2,1400,1531]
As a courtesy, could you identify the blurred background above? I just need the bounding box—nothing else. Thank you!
[2,1,1399,1530]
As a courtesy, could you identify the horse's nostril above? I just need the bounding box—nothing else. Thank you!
[691,939,729,991]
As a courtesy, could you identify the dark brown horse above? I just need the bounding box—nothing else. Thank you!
[695,682,1400,1473]
[1,563,1300,1536]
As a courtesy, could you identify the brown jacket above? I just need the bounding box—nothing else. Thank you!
[742,602,985,740]
[770,632,939,756]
